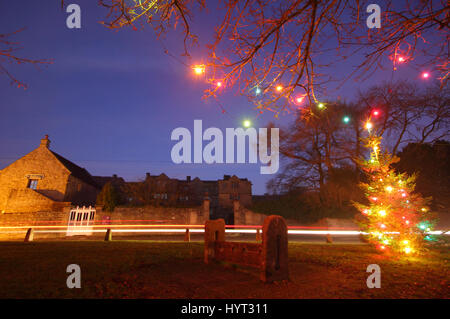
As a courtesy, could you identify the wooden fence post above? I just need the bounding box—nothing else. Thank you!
[256,228,262,242]
[104,228,112,241]
[24,228,34,242]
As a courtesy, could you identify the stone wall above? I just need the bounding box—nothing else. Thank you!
[99,203,209,225]
[3,189,71,213]
[234,207,267,225]
[0,210,69,240]
[233,201,304,226]
[0,200,210,240]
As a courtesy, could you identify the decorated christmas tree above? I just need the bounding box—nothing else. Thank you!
[354,130,436,255]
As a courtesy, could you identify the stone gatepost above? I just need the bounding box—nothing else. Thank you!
[261,215,289,283]
[204,219,225,264]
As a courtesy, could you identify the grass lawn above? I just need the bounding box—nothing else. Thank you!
[0,241,448,298]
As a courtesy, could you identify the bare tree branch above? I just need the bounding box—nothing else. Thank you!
[0,28,52,89]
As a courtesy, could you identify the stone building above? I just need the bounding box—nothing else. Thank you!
[218,175,252,207]
[124,173,252,209]
[0,135,100,213]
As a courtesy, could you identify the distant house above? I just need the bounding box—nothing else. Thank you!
[92,174,125,189]
[0,135,100,213]
[125,173,252,208]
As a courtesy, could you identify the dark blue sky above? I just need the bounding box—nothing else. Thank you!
[0,1,434,194]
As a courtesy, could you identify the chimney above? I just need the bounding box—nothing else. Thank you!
[187,176,191,182]
[40,135,50,148]
[113,174,117,179]
[146,172,151,180]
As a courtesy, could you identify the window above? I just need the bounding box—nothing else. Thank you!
[27,179,38,190]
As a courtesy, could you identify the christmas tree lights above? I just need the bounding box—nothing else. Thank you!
[354,130,436,255]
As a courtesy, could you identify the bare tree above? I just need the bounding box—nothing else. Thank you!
[416,84,450,143]
[357,81,450,155]
[99,0,449,114]
[270,81,449,198]
[271,101,354,195]
[0,28,52,88]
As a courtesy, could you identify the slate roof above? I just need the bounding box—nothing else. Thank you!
[50,151,100,189]
[92,175,125,188]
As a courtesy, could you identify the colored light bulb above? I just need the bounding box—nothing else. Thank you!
[193,65,205,75]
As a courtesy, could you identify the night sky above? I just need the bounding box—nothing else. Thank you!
[0,1,431,194]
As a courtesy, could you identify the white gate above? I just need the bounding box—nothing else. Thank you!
[66,206,96,236]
